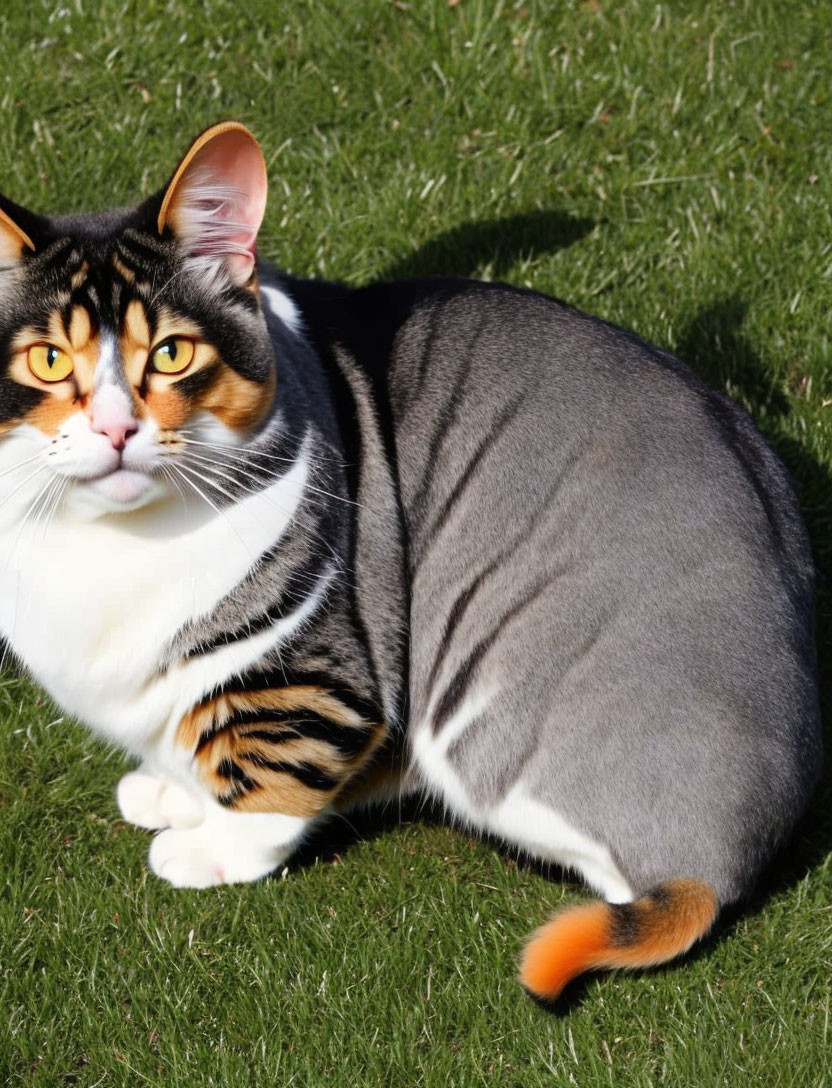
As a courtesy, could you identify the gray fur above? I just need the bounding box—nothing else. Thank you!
[287,273,821,905]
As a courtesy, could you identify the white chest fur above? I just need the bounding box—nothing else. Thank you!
[0,449,315,754]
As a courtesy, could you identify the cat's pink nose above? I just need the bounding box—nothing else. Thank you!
[90,384,139,451]
[93,419,138,451]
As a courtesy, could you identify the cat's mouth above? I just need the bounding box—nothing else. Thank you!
[83,467,157,507]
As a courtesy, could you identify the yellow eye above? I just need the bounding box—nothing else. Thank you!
[27,343,74,383]
[149,337,195,375]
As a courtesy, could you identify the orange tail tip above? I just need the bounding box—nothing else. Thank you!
[520,878,718,1001]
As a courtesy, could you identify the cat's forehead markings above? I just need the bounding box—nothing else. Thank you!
[123,300,151,350]
[70,261,89,290]
[111,251,136,284]
[68,305,92,351]
[121,301,152,387]
[54,290,73,314]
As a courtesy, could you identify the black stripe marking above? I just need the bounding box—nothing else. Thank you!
[413,304,446,392]
[194,708,301,753]
[418,390,526,562]
[241,717,370,759]
[37,238,76,274]
[184,558,328,660]
[0,378,43,420]
[226,706,329,729]
[407,315,487,526]
[232,707,372,756]
[609,885,672,946]
[425,552,505,693]
[118,229,169,267]
[284,673,378,722]
[218,788,256,807]
[238,727,303,745]
[431,577,551,733]
[216,758,257,791]
[425,442,587,702]
[238,754,338,792]
[176,363,221,399]
[197,706,373,760]
[220,671,379,723]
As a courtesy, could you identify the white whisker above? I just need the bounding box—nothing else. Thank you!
[0,450,45,482]
[167,462,258,565]
[179,437,360,509]
[159,463,188,510]
[175,450,344,565]
[28,476,62,541]
[40,476,69,539]
[174,450,348,577]
[178,430,343,466]
[0,464,49,511]
[0,468,54,575]
[147,264,192,309]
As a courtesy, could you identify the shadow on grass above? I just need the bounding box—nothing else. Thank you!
[378,208,595,281]
[287,796,430,872]
[674,297,791,418]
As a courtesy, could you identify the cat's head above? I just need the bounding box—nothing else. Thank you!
[0,123,279,516]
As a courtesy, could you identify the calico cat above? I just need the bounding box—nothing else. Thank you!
[0,123,821,1002]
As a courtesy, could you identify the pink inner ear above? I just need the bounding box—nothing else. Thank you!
[0,206,35,264]
[162,125,268,284]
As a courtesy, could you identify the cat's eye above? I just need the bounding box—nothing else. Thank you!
[27,343,74,383]
[149,337,195,375]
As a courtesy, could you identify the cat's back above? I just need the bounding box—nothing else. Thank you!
[387,280,806,575]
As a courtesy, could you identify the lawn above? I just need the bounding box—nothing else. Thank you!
[1,0,831,1085]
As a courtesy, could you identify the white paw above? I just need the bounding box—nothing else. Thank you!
[149,824,290,888]
[117,771,204,831]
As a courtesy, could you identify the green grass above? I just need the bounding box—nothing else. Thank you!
[1,0,831,1084]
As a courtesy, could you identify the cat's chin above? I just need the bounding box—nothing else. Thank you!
[74,469,164,514]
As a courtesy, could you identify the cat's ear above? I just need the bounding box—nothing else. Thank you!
[157,122,267,286]
[0,196,37,267]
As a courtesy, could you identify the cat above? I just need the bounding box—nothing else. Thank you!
[0,122,821,1003]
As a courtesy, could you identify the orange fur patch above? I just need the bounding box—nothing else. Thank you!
[121,300,152,387]
[177,686,371,751]
[143,387,190,430]
[198,364,274,431]
[68,305,92,351]
[519,879,717,1001]
[27,398,79,436]
[177,685,385,818]
[200,729,345,817]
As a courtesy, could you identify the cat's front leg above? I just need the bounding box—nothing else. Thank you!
[147,678,386,888]
[117,768,204,830]
[148,805,309,888]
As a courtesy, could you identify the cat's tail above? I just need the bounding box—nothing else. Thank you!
[519,878,718,1001]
